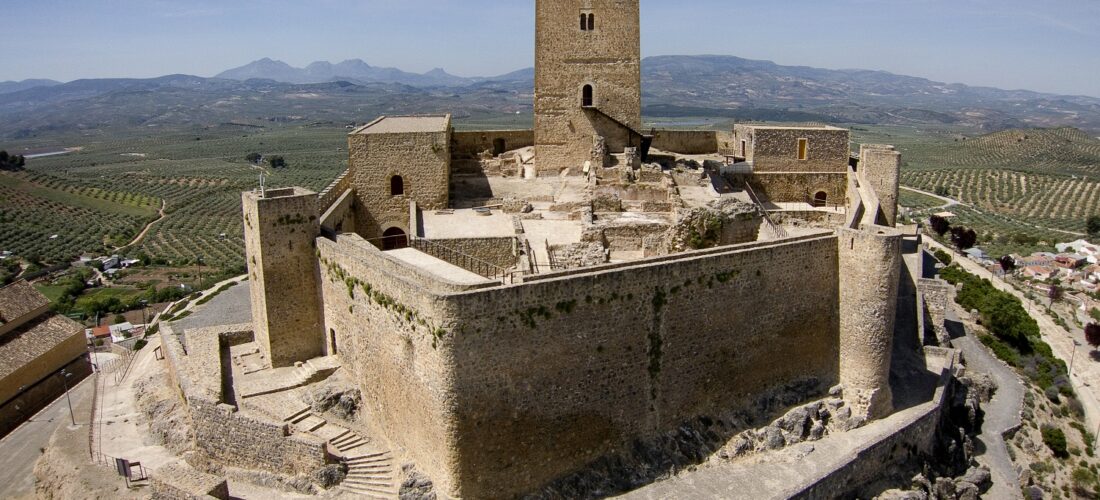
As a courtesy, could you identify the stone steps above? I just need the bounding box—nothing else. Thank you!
[292,414,327,432]
[342,450,395,498]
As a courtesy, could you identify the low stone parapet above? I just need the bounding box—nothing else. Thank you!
[150,463,229,500]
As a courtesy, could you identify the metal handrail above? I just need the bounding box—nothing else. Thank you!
[744,183,788,239]
[410,238,520,284]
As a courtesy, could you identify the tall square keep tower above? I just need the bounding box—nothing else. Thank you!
[534,0,643,174]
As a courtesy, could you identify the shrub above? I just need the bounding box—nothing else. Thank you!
[1043,426,1069,458]
[934,249,953,265]
[1072,467,1098,496]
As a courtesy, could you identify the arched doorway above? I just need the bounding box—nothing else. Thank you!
[582,85,593,107]
[814,191,828,207]
[382,227,408,250]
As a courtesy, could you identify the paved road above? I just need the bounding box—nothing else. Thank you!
[0,377,94,499]
[950,318,1025,499]
[927,239,1100,443]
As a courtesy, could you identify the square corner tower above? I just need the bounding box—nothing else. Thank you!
[534,0,642,174]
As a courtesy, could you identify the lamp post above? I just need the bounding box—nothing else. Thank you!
[1071,339,1084,377]
[60,369,75,426]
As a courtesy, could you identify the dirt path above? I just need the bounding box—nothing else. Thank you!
[927,239,1100,443]
[950,321,1025,499]
[901,186,965,209]
[116,199,167,251]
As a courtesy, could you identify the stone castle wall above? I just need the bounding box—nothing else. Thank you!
[451,130,535,160]
[348,123,451,239]
[650,130,719,155]
[535,0,642,172]
[160,325,330,478]
[243,188,325,367]
[735,126,850,173]
[749,172,848,204]
[320,232,844,498]
[317,235,465,496]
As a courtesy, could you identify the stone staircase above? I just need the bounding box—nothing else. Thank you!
[341,450,397,499]
[282,409,395,498]
[238,356,341,399]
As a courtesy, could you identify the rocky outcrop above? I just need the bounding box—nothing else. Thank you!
[664,198,763,252]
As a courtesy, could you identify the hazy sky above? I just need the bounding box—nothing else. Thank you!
[3,0,1099,97]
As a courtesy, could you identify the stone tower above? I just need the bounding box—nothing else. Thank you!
[534,0,643,174]
[860,144,902,227]
[242,187,325,368]
[837,226,902,419]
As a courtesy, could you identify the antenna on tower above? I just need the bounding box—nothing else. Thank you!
[259,172,266,198]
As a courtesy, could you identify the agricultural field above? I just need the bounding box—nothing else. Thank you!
[1,124,348,270]
[855,126,1100,257]
[2,120,1098,275]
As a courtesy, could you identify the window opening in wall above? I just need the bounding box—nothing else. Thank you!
[798,138,809,160]
[330,329,338,354]
[814,191,828,207]
[588,13,595,31]
[382,227,408,251]
[740,140,747,157]
[493,138,507,156]
[582,85,594,107]
[390,175,405,196]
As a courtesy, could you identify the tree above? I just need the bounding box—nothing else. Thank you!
[1088,215,1100,237]
[1048,284,1063,306]
[1086,323,1100,351]
[999,255,1016,272]
[0,150,8,163]
[950,226,977,250]
[246,152,262,164]
[113,314,126,324]
[934,186,950,197]
[929,215,951,236]
[267,155,286,168]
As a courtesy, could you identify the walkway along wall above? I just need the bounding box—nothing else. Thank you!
[319,232,845,498]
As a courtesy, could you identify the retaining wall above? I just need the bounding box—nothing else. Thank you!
[451,130,535,160]
[650,130,718,154]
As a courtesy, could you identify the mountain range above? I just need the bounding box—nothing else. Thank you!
[1,55,1099,140]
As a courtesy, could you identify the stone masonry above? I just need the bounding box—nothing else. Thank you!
[535,0,642,173]
[242,188,325,368]
[348,115,452,240]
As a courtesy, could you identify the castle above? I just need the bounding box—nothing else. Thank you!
[230,1,906,497]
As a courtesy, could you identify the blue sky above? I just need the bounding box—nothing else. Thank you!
[3,0,1099,97]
